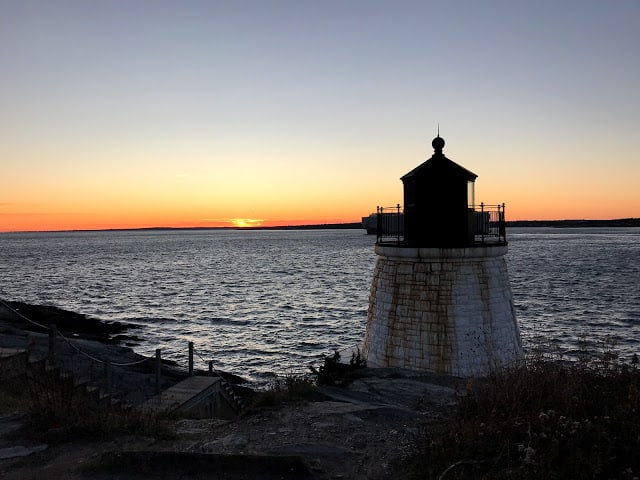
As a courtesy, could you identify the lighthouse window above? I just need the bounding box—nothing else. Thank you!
[467,181,475,209]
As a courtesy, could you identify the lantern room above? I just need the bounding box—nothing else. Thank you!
[401,136,477,247]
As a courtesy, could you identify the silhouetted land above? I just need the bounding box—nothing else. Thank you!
[506,217,640,228]
[110,218,640,232]
[101,222,362,232]
[3,219,638,235]
[243,222,362,230]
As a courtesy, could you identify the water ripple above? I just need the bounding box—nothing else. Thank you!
[1,227,638,382]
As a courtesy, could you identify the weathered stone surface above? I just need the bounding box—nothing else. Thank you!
[0,444,48,460]
[363,245,522,376]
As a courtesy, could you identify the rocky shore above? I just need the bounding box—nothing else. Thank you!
[0,300,462,479]
[0,300,185,403]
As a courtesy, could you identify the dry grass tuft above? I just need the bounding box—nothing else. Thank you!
[2,367,174,442]
[413,356,640,479]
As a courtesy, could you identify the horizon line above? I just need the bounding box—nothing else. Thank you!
[1,217,639,234]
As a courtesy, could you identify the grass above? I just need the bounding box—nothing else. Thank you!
[411,356,640,479]
[0,376,30,414]
[249,370,319,408]
[0,367,174,443]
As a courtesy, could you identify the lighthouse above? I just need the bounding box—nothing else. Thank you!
[362,136,522,377]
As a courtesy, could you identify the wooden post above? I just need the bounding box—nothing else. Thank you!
[155,348,162,394]
[209,360,213,376]
[188,341,194,377]
[48,324,57,364]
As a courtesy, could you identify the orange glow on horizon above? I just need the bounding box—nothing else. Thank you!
[1,177,637,233]
[0,209,365,233]
[1,208,638,233]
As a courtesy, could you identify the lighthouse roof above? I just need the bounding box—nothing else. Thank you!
[401,136,478,182]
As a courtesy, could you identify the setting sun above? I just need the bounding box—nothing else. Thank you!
[231,219,264,228]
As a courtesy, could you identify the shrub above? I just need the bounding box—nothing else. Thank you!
[413,359,640,479]
[313,348,367,386]
[250,371,318,408]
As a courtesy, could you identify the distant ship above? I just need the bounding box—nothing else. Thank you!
[362,214,377,234]
[361,213,404,235]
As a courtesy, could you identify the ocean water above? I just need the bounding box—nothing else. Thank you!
[507,227,640,361]
[0,227,638,382]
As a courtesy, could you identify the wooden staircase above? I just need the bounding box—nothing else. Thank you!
[1,347,245,419]
[0,348,128,412]
[141,375,245,419]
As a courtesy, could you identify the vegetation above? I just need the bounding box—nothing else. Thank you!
[0,367,174,443]
[251,347,368,407]
[249,370,319,408]
[312,348,367,386]
[0,376,29,414]
[412,355,640,479]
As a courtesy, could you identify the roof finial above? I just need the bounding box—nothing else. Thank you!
[432,124,445,154]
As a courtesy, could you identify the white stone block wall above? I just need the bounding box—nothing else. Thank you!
[362,244,522,377]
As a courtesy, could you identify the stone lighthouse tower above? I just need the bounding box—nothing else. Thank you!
[362,136,522,377]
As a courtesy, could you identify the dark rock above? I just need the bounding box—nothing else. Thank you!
[90,451,310,479]
[1,300,141,344]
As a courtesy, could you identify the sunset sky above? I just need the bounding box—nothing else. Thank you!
[1,0,639,232]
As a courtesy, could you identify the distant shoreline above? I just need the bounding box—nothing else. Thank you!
[102,222,365,233]
[1,218,639,234]
[0,222,363,234]
[506,218,640,228]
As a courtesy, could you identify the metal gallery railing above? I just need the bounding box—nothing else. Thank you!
[375,203,507,245]
[472,203,507,244]
[376,205,404,244]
